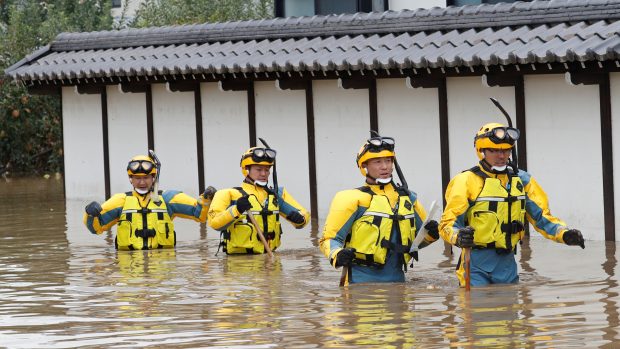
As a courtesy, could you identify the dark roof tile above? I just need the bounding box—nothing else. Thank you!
[6,0,620,82]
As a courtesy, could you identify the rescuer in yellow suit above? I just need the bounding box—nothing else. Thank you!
[319,136,439,284]
[83,154,215,250]
[208,146,309,254]
[439,123,586,287]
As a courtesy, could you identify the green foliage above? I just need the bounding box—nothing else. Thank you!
[1,0,274,176]
[0,0,113,175]
[132,0,273,27]
[0,81,63,175]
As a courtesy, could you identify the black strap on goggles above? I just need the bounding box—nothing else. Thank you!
[357,136,395,162]
[244,147,276,164]
[475,127,520,145]
[127,160,155,174]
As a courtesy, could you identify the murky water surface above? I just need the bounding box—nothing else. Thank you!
[0,178,618,348]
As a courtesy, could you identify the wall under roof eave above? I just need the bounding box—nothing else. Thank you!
[62,87,105,201]
[313,80,370,218]
[201,82,250,192]
[152,83,199,193]
[446,76,516,177]
[254,81,312,246]
[525,74,603,241]
[106,85,148,195]
[377,78,443,210]
[611,72,620,241]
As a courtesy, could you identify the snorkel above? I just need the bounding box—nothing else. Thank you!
[489,98,518,172]
[258,138,279,197]
[148,149,162,204]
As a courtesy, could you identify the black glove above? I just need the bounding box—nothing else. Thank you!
[335,248,356,267]
[287,211,305,224]
[424,220,439,239]
[455,226,475,248]
[563,229,585,249]
[85,201,102,217]
[236,196,252,213]
[202,186,217,200]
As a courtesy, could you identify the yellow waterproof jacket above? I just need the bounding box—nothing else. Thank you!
[208,182,309,254]
[83,190,211,250]
[439,164,570,248]
[320,183,437,268]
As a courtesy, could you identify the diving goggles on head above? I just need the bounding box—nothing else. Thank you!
[127,160,155,175]
[364,136,395,152]
[476,127,520,144]
[247,147,277,163]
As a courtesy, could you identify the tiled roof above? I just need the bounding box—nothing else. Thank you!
[5,0,620,83]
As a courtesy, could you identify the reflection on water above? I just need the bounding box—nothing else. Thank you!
[0,178,619,348]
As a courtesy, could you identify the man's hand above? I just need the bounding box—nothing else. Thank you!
[85,201,102,217]
[563,229,585,249]
[424,220,439,239]
[236,196,252,213]
[455,226,475,248]
[335,248,356,267]
[202,186,217,201]
[287,211,305,224]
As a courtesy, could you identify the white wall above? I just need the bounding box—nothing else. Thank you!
[254,81,311,211]
[201,82,250,190]
[313,80,371,218]
[525,74,603,240]
[62,87,105,200]
[446,76,516,177]
[609,72,620,240]
[389,0,445,10]
[106,85,148,194]
[151,83,199,196]
[377,78,443,211]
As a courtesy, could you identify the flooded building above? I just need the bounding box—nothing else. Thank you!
[4,0,620,241]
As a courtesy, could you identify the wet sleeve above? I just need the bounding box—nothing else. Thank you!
[319,190,366,268]
[162,190,209,223]
[277,187,310,229]
[83,193,125,234]
[208,189,242,231]
[439,173,474,246]
[519,171,568,243]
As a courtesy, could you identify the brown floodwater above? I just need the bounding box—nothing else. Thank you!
[0,177,618,348]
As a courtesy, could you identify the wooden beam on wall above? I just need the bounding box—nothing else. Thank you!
[146,85,154,151]
[101,90,111,199]
[120,83,149,94]
[193,85,205,193]
[369,79,378,133]
[168,81,199,92]
[248,83,256,147]
[437,78,450,208]
[599,74,615,241]
[305,81,319,223]
[27,85,61,95]
[76,85,106,95]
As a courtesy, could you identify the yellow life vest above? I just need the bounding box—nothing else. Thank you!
[222,187,281,254]
[116,192,175,250]
[466,167,527,251]
[347,186,417,267]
